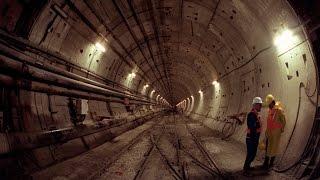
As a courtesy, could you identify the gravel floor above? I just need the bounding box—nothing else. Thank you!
[31,114,294,180]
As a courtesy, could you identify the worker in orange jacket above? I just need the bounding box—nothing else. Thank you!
[262,94,286,170]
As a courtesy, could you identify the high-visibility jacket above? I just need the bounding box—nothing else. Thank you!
[266,108,286,156]
[267,108,285,132]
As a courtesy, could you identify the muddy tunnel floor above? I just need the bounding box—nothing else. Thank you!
[31,114,293,180]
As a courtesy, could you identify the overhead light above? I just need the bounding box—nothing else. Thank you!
[130,72,136,78]
[212,80,219,86]
[95,42,106,52]
[274,29,297,52]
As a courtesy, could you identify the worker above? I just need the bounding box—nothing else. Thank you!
[262,94,286,170]
[243,97,263,175]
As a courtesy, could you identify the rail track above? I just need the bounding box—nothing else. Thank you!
[94,113,226,180]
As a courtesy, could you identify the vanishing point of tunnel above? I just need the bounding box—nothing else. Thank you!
[0,0,320,179]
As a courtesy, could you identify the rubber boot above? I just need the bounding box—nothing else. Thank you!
[269,156,275,169]
[262,156,269,170]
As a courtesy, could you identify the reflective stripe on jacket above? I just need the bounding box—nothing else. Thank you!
[246,108,262,135]
[267,109,283,130]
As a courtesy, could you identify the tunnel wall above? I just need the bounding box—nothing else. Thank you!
[0,0,168,175]
[1,0,319,176]
[178,0,318,169]
[0,87,165,173]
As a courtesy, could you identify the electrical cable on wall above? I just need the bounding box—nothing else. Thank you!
[275,81,318,173]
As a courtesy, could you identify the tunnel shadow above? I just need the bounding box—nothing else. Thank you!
[230,168,270,179]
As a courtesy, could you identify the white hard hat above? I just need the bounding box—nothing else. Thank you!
[252,97,263,104]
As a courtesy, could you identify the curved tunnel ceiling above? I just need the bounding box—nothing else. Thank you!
[53,0,295,105]
[38,0,266,105]
[1,0,320,179]
[17,0,316,106]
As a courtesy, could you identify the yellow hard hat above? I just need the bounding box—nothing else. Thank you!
[265,94,275,105]
[275,101,284,110]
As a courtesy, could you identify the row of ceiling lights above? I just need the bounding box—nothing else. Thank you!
[176,80,220,106]
[96,27,296,107]
[197,80,219,94]
[177,28,297,107]
[94,42,169,105]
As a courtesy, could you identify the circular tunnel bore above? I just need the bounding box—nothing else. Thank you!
[0,0,320,179]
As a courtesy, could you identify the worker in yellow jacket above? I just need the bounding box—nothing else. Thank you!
[262,94,286,170]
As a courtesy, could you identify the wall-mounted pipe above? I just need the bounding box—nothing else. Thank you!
[0,111,164,154]
[0,30,148,97]
[0,41,151,101]
[82,1,153,88]
[0,74,154,105]
[0,53,157,104]
[52,4,68,19]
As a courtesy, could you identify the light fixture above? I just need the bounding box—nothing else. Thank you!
[145,84,149,87]
[129,72,136,78]
[95,42,106,52]
[212,80,219,86]
[274,29,297,52]
[198,90,203,94]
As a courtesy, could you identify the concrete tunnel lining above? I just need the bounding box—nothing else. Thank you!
[0,0,320,179]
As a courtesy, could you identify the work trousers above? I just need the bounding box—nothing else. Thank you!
[243,135,260,170]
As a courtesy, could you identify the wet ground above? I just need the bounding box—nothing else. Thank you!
[32,114,294,180]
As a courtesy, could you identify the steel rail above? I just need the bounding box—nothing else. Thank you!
[183,116,224,178]
[133,122,166,180]
[88,115,164,180]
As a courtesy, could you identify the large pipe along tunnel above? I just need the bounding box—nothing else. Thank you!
[0,0,320,179]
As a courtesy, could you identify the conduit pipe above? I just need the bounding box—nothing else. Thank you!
[0,111,163,154]
[0,54,155,104]
[0,74,154,105]
[0,44,147,100]
[0,30,148,98]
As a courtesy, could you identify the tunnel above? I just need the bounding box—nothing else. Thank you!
[0,0,320,179]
